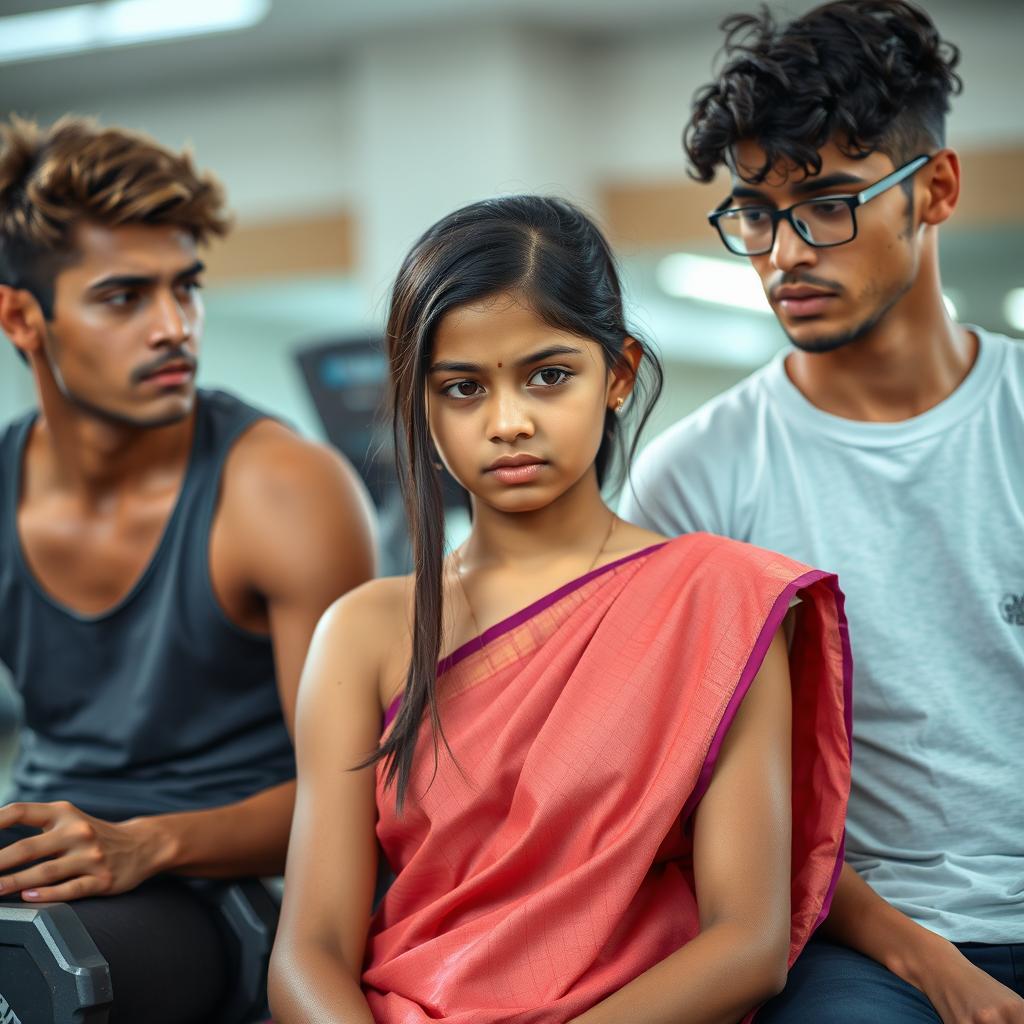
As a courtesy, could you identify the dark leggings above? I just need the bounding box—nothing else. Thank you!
[758,935,1024,1024]
[1,828,230,1023]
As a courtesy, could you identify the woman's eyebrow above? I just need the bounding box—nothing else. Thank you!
[514,344,583,367]
[429,345,583,374]
[429,359,481,374]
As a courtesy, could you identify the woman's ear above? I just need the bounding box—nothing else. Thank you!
[607,337,644,412]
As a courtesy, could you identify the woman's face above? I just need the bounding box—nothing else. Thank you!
[426,292,630,515]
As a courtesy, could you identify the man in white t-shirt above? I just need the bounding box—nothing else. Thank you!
[620,2,1023,1022]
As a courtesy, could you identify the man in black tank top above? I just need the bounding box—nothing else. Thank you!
[0,116,376,1021]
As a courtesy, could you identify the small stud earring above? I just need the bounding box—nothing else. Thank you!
[614,396,625,414]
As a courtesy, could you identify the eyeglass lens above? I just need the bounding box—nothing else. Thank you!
[718,199,856,255]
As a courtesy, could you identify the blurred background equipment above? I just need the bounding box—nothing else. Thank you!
[295,337,391,506]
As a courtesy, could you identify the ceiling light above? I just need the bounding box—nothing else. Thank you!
[1003,288,1024,332]
[0,0,270,65]
[656,253,772,315]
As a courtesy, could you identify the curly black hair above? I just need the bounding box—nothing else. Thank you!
[685,0,962,183]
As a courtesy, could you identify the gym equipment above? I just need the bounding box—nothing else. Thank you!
[0,879,279,1024]
[0,901,112,1023]
[188,877,280,1024]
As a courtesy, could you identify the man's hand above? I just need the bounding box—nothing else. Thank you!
[901,935,1024,1024]
[0,801,168,902]
[824,864,1024,1024]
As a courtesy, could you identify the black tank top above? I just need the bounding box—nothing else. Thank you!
[0,390,295,821]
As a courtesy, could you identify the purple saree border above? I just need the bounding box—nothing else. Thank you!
[810,573,853,934]
[678,569,854,933]
[382,541,668,730]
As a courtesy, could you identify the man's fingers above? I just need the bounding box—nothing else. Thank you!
[0,857,69,896]
[20,874,105,903]
[0,852,90,897]
[0,829,70,874]
[0,801,62,831]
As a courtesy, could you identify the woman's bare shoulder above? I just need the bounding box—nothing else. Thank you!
[309,575,415,711]
[317,572,408,624]
[315,572,409,643]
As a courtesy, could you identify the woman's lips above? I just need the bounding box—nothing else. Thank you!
[488,461,546,485]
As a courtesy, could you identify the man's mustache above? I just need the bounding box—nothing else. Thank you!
[131,350,198,385]
[767,272,844,301]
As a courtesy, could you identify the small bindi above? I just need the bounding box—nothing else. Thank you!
[497,361,503,368]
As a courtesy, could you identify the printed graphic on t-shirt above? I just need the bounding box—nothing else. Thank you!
[1000,592,1024,626]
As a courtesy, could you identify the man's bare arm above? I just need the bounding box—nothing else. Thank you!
[0,424,377,899]
[824,864,1024,1024]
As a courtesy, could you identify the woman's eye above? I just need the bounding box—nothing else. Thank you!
[443,380,484,399]
[528,367,573,388]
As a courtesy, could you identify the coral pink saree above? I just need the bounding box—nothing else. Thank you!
[366,534,852,1023]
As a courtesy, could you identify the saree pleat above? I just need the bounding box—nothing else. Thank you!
[366,534,852,1023]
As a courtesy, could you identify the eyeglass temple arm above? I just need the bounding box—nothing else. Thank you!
[856,154,931,205]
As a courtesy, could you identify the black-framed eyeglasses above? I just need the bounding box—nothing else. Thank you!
[708,154,931,257]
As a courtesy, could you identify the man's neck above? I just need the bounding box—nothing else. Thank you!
[28,381,195,503]
[784,276,977,423]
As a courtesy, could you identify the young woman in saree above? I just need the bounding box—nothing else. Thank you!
[268,196,852,1024]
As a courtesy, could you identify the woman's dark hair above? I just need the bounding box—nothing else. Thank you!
[367,195,662,808]
[685,0,962,183]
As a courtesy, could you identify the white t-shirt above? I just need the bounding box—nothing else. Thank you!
[620,328,1024,943]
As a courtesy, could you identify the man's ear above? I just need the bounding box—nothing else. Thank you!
[607,336,644,410]
[920,148,960,228]
[0,285,46,361]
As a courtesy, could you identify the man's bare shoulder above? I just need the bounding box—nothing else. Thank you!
[219,417,374,545]
[224,418,367,508]
[214,416,377,594]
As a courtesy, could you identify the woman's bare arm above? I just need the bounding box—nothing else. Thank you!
[568,628,793,1024]
[268,582,397,1024]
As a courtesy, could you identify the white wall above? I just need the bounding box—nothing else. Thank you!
[35,62,358,222]
[349,26,603,298]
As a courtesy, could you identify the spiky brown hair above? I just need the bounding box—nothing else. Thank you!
[0,114,230,318]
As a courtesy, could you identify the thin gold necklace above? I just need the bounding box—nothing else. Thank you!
[451,511,618,641]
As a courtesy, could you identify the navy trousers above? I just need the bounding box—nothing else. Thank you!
[759,936,1024,1024]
